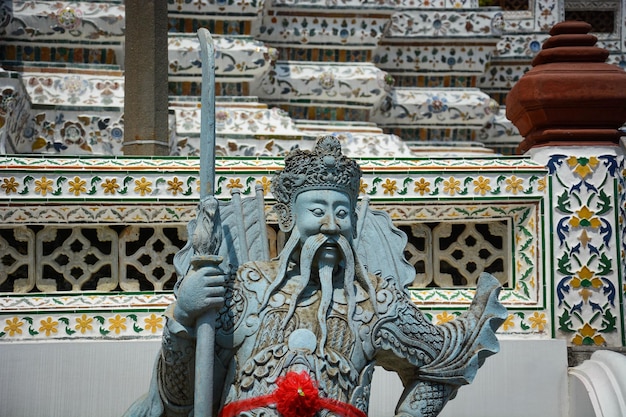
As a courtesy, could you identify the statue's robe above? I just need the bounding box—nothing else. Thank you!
[125,260,505,417]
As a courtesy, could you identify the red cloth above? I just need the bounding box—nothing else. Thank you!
[219,371,366,417]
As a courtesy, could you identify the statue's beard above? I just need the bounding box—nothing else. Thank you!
[262,230,359,357]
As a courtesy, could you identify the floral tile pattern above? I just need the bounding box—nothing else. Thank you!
[534,149,626,346]
[254,11,391,49]
[386,10,504,39]
[168,34,275,81]
[371,87,499,129]
[0,155,551,340]
[3,1,125,42]
[167,0,265,18]
[251,62,393,108]
[374,43,497,76]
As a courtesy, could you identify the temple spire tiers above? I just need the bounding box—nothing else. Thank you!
[506,21,626,154]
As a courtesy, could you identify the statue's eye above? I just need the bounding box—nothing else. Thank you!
[336,209,348,219]
[310,208,324,217]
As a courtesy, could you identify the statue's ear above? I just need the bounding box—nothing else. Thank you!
[274,202,294,232]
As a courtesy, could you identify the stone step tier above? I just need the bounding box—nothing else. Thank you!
[0,0,533,155]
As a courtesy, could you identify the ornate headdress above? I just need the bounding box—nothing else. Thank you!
[271,136,362,231]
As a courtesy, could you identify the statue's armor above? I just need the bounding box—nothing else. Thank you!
[213,261,445,416]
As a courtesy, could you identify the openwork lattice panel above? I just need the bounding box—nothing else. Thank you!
[119,225,187,291]
[37,226,118,292]
[1,224,190,294]
[386,202,544,307]
[0,226,35,293]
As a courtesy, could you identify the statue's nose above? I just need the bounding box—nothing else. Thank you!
[320,214,340,234]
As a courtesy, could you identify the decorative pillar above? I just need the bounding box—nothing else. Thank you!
[123,0,170,156]
[506,21,626,352]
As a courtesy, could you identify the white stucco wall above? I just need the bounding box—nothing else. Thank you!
[0,339,568,417]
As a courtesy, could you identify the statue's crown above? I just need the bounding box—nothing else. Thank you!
[271,136,362,205]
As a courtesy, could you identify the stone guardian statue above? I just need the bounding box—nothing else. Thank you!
[124,135,507,417]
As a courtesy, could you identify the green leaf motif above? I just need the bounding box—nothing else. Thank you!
[595,189,612,216]
[556,191,572,214]
[99,327,110,336]
[557,253,572,275]
[599,310,617,333]
[94,315,106,325]
[597,253,613,276]
[133,323,144,333]
[165,207,179,220]
[558,311,575,333]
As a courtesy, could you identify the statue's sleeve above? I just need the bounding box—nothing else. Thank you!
[124,276,238,417]
[156,305,197,416]
[372,273,506,417]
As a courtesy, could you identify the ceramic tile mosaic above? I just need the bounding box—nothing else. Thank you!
[530,148,626,346]
[253,11,391,49]
[168,34,275,81]
[386,9,504,39]
[251,62,393,108]
[3,1,125,43]
[371,87,499,129]
[374,42,497,76]
[167,0,265,19]
[0,155,551,341]
[269,0,481,9]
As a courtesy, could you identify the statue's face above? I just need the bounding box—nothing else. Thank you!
[293,189,353,262]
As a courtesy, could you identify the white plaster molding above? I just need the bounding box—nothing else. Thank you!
[569,350,626,417]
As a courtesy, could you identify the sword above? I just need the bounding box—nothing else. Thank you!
[192,27,221,417]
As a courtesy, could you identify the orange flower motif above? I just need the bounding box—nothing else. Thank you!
[101,178,119,194]
[39,317,59,337]
[435,311,456,325]
[571,266,603,290]
[414,178,431,195]
[537,177,547,192]
[35,176,54,196]
[227,178,244,189]
[502,314,515,331]
[257,177,271,195]
[75,314,93,334]
[528,312,546,332]
[68,176,86,196]
[1,177,19,194]
[144,314,164,334]
[134,177,153,196]
[567,156,598,179]
[569,206,601,229]
[473,176,491,196]
[443,176,460,196]
[572,323,606,346]
[167,177,184,195]
[4,317,23,336]
[359,179,368,195]
[382,179,397,195]
[108,314,127,334]
[505,175,523,195]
